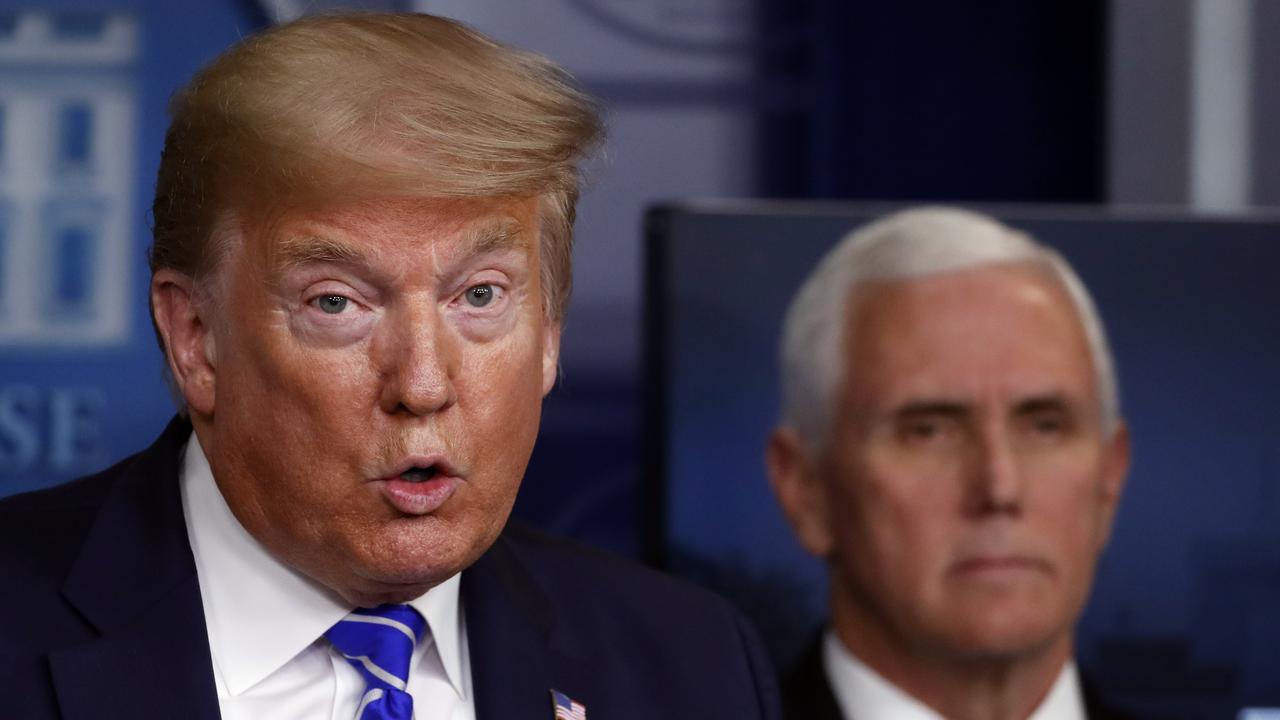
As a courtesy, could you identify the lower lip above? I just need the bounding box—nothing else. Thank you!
[379,475,460,516]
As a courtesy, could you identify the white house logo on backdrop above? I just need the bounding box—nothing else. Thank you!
[0,10,137,346]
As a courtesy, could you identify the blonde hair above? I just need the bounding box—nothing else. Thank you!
[149,12,603,322]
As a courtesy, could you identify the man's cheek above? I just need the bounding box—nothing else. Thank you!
[277,347,368,393]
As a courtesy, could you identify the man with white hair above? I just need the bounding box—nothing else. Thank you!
[767,207,1133,720]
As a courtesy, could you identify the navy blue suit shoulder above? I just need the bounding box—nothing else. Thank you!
[0,467,119,715]
[0,426,182,652]
[0,471,108,600]
[464,522,781,719]
[0,416,219,720]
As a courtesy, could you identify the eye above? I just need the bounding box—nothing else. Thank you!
[313,295,350,314]
[464,283,497,308]
[893,413,963,449]
[1033,417,1064,434]
[898,417,948,444]
[1024,412,1071,438]
[904,420,942,441]
[912,422,938,437]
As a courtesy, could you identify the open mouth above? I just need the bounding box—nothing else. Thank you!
[400,466,440,483]
[381,461,460,515]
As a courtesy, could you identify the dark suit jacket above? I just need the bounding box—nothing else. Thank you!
[782,632,1141,720]
[0,417,780,719]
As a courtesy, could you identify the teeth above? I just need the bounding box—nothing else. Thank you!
[401,467,436,482]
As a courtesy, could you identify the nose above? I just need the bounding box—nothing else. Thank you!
[376,304,458,416]
[967,422,1024,516]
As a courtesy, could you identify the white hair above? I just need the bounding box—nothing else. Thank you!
[779,206,1120,449]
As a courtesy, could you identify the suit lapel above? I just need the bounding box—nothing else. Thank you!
[50,417,221,720]
[782,631,845,720]
[1080,668,1137,720]
[50,574,219,719]
[462,531,595,720]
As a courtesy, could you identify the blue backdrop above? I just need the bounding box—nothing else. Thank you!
[0,1,264,494]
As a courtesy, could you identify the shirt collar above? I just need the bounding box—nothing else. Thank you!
[180,432,467,698]
[822,629,1085,720]
[1029,661,1085,720]
[406,564,468,699]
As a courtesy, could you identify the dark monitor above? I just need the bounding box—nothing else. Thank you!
[644,201,1280,717]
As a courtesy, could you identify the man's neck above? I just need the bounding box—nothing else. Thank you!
[831,606,1072,720]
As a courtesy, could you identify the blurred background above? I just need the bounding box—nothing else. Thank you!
[0,0,1276,716]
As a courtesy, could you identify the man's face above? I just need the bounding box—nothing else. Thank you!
[789,264,1127,664]
[193,196,557,605]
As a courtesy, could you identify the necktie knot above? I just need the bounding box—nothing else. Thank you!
[326,604,426,719]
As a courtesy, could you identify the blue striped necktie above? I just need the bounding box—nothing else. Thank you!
[326,604,427,720]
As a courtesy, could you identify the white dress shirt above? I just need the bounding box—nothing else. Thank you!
[823,629,1086,720]
[179,433,476,720]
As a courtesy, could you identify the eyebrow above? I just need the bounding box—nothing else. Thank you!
[271,215,530,274]
[463,216,530,258]
[893,401,970,420]
[1011,394,1076,416]
[274,235,373,272]
[892,394,1078,420]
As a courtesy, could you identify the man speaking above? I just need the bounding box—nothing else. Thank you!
[768,208,1132,719]
[0,13,778,720]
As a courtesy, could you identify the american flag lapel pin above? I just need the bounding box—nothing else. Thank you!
[550,689,587,720]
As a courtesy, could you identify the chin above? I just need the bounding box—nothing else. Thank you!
[340,583,434,608]
[944,616,1065,662]
[353,518,494,585]
[331,555,456,607]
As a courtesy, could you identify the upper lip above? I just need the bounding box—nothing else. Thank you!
[379,455,461,480]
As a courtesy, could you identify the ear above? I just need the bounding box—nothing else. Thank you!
[1093,421,1131,549]
[766,426,835,558]
[151,269,218,416]
[540,319,562,397]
